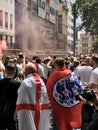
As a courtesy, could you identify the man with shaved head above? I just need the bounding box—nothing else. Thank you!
[16,64,50,130]
[25,64,37,76]
[0,63,20,130]
[46,57,83,130]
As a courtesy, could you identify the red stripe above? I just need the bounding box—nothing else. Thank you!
[16,103,50,111]
[17,73,50,130]
[33,63,39,72]
[33,73,42,130]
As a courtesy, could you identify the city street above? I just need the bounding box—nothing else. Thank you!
[0,0,98,130]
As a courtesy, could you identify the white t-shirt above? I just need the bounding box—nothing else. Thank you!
[41,63,52,79]
[78,65,93,83]
[74,65,81,76]
[89,67,98,85]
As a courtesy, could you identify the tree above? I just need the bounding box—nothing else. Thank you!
[92,40,98,52]
[72,0,98,36]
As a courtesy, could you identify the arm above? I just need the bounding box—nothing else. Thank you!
[89,71,98,89]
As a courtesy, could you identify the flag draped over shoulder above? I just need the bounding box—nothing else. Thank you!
[46,67,82,130]
[16,73,50,130]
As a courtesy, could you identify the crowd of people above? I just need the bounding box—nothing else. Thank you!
[0,52,98,130]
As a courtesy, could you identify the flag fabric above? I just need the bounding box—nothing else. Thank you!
[46,67,82,130]
[16,73,50,130]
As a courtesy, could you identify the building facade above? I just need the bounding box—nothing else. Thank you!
[67,2,74,53]
[15,0,71,56]
[0,0,15,48]
[58,1,74,55]
[57,2,68,51]
[76,33,95,55]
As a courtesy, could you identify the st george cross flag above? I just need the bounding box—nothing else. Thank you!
[46,67,82,130]
[16,73,50,130]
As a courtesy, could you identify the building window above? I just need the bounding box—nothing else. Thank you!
[0,34,3,40]
[10,14,13,29]
[5,35,8,46]
[0,10,3,27]
[5,35,8,41]
[58,15,62,33]
[10,36,13,47]
[5,12,8,28]
[59,0,64,4]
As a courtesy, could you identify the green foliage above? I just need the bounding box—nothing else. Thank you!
[92,40,98,52]
[72,0,98,36]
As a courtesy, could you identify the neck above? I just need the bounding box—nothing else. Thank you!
[93,65,98,69]
[6,74,14,78]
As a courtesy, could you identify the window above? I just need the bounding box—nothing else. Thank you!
[10,14,13,29]
[50,7,55,16]
[58,15,62,33]
[39,1,45,10]
[10,36,13,47]
[0,10,3,27]
[83,43,88,47]
[5,12,8,28]
[0,34,3,40]
[5,35,8,41]
[59,0,64,4]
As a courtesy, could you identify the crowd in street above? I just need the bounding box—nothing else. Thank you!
[0,52,98,130]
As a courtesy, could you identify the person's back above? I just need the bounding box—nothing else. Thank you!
[0,63,20,130]
[46,57,83,130]
[73,60,81,76]
[81,91,98,130]
[16,64,50,130]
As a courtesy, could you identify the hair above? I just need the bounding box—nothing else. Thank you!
[74,60,80,65]
[32,56,39,60]
[84,57,91,64]
[6,63,16,72]
[92,56,98,64]
[5,63,16,77]
[36,58,41,64]
[54,57,65,68]
[25,64,37,75]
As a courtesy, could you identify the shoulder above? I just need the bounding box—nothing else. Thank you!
[0,79,5,86]
[91,68,98,76]
[93,67,98,73]
[9,78,21,87]
[0,78,7,83]
[22,75,36,85]
[47,69,71,84]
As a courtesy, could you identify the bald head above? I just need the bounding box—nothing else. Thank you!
[25,63,37,76]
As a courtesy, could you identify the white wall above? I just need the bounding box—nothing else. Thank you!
[0,0,15,42]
